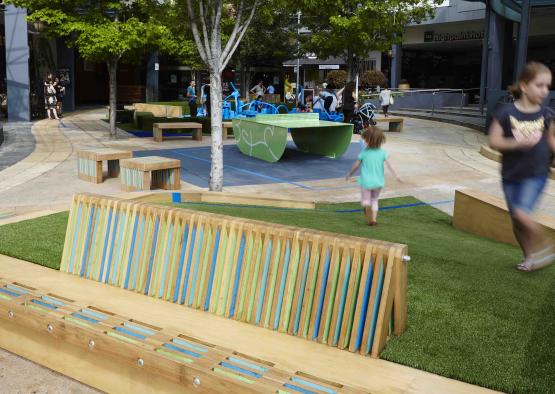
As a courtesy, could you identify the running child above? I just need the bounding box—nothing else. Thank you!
[346,127,401,225]
[488,61,555,271]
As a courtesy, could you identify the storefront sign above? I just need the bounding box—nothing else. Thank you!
[424,30,484,42]
[319,65,340,70]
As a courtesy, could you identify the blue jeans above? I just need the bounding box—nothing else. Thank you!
[502,175,548,215]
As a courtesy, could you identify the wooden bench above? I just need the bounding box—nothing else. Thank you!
[153,122,203,142]
[222,121,233,139]
[77,148,133,184]
[453,188,555,246]
[0,277,363,393]
[374,117,404,132]
[60,193,409,358]
[120,156,181,191]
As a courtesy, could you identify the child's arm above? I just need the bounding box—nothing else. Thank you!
[488,119,537,151]
[547,120,555,154]
[346,160,361,180]
[385,158,402,182]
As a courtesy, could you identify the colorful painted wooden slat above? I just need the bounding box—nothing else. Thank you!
[60,193,408,358]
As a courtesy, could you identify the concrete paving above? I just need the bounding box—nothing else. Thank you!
[0,107,552,392]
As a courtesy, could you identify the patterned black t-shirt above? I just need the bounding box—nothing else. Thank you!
[492,103,553,181]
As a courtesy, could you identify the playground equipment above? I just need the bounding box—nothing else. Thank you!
[352,103,377,134]
[233,113,353,162]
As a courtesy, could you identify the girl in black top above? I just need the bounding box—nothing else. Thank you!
[342,81,356,124]
[489,62,555,271]
[44,73,60,120]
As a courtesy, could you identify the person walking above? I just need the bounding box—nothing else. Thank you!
[44,73,59,120]
[186,80,197,117]
[346,127,401,225]
[379,86,392,117]
[488,61,555,271]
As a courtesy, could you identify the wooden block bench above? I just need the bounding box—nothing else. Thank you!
[153,122,203,142]
[77,148,133,184]
[222,121,233,139]
[374,117,404,132]
[0,278,364,393]
[120,156,181,192]
[453,188,555,246]
[61,193,409,358]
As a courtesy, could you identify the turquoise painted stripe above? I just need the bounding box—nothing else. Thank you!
[229,233,246,317]
[312,249,331,339]
[104,210,119,283]
[171,337,209,353]
[6,284,29,294]
[130,215,146,290]
[203,229,221,311]
[68,202,83,273]
[144,217,160,294]
[99,208,114,282]
[227,357,269,373]
[354,258,374,352]
[173,225,189,303]
[124,215,140,289]
[187,225,204,306]
[31,299,57,310]
[158,222,175,298]
[115,326,147,340]
[366,261,385,354]
[290,377,336,394]
[332,255,351,346]
[255,239,273,325]
[41,296,65,307]
[110,211,127,284]
[162,343,202,358]
[0,288,20,297]
[80,309,108,320]
[123,322,156,336]
[79,206,95,277]
[219,361,262,378]
[71,312,100,324]
[273,240,291,329]
[293,249,311,335]
[86,208,102,279]
[180,226,197,304]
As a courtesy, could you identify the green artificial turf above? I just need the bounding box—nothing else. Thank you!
[0,211,68,269]
[0,197,553,393]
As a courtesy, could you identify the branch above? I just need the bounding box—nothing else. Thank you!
[220,0,245,63]
[198,0,214,60]
[211,0,223,53]
[220,0,259,71]
[185,0,209,64]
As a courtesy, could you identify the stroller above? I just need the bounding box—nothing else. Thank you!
[351,102,377,134]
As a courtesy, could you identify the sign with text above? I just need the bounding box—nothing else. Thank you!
[319,65,340,70]
[424,30,484,42]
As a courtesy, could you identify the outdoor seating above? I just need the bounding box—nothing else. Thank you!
[153,122,203,142]
[77,148,133,184]
[120,156,181,191]
[61,193,409,358]
[373,117,404,132]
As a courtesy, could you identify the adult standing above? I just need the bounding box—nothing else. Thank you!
[44,73,59,120]
[378,86,392,117]
[319,90,334,114]
[186,80,197,116]
[342,82,356,124]
[250,81,265,100]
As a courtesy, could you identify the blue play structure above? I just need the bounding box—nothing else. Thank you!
[194,82,345,123]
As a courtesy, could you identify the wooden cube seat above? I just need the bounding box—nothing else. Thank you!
[120,156,181,191]
[374,117,404,132]
[77,148,133,184]
[153,122,203,142]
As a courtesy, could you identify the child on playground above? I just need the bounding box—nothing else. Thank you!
[346,127,401,226]
[488,61,555,271]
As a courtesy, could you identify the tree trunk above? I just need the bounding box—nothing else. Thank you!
[107,58,119,137]
[346,47,354,82]
[209,72,223,191]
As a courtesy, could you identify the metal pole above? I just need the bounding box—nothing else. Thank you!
[515,0,531,79]
[296,11,301,104]
[479,5,490,116]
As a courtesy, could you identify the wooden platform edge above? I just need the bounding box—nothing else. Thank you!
[132,191,317,210]
[453,188,555,246]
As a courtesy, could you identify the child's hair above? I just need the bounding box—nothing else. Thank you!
[508,61,552,99]
[362,126,385,148]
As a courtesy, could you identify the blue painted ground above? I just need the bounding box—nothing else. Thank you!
[133,141,364,189]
